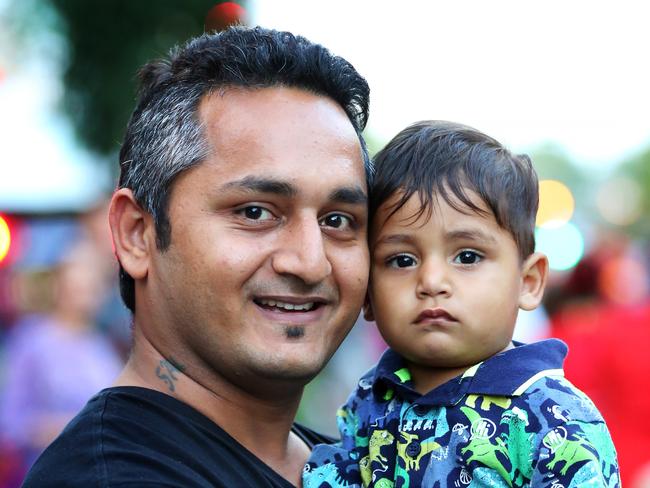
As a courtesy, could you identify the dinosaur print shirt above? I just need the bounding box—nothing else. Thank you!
[304,339,620,488]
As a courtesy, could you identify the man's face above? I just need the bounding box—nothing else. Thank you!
[368,190,526,371]
[147,86,369,390]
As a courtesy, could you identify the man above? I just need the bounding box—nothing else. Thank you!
[23,26,372,487]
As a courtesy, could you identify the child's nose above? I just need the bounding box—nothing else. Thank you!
[415,260,452,299]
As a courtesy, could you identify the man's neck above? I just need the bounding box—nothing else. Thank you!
[114,327,309,486]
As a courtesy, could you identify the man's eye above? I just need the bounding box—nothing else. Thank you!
[387,254,417,268]
[320,213,353,230]
[239,206,274,221]
[454,250,482,265]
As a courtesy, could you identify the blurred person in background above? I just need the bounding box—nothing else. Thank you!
[79,198,133,357]
[22,25,372,488]
[548,231,650,487]
[0,236,122,478]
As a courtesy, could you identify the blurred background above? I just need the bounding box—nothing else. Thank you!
[0,0,648,486]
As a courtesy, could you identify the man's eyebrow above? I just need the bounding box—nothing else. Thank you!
[446,229,498,245]
[221,176,296,197]
[328,186,367,205]
[220,177,366,205]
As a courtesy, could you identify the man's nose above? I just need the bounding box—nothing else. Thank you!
[415,258,452,299]
[271,216,332,285]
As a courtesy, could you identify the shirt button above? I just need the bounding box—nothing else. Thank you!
[405,440,421,457]
[413,404,428,415]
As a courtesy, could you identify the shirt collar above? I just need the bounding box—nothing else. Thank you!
[371,339,568,406]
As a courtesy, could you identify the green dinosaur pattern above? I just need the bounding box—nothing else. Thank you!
[501,407,534,484]
[460,406,512,486]
[304,341,620,488]
[303,463,352,488]
[359,429,395,486]
[545,432,599,475]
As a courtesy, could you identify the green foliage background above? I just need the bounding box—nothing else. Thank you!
[53,0,227,156]
[9,1,241,158]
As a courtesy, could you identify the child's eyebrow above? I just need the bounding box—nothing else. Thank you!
[446,229,498,245]
[373,234,413,247]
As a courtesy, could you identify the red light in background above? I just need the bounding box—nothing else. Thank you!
[0,214,23,267]
[205,2,247,32]
[0,214,11,264]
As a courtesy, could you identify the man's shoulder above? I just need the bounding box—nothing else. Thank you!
[22,388,114,487]
[23,386,296,487]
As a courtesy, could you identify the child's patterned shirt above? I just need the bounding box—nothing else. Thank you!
[304,339,619,488]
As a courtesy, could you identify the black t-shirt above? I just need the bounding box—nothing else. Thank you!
[22,386,333,487]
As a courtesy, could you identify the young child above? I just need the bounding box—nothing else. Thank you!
[304,121,619,487]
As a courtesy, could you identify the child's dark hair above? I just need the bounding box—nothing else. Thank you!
[370,120,539,260]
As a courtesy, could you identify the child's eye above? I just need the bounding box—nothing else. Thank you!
[386,254,417,268]
[237,205,275,221]
[454,250,482,265]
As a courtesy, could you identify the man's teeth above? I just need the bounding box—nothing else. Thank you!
[258,299,316,311]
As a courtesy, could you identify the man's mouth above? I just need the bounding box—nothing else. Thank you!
[254,298,321,312]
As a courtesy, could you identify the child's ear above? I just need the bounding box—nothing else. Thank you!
[363,292,375,322]
[519,252,549,311]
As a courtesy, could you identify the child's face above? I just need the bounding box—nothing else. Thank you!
[367,189,544,370]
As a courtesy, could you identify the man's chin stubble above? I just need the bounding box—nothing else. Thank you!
[284,325,305,339]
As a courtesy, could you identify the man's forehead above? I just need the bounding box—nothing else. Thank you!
[200,85,359,143]
[194,85,366,189]
[198,85,354,133]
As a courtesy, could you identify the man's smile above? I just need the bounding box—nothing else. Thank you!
[255,298,319,312]
[253,295,330,318]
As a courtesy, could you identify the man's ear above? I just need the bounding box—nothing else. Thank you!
[108,188,155,281]
[519,252,549,311]
[363,292,375,322]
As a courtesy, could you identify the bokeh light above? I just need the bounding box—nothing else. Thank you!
[596,176,643,226]
[205,2,247,32]
[535,222,584,271]
[536,179,575,228]
[598,255,649,305]
[0,215,11,263]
